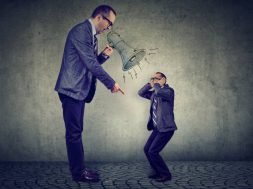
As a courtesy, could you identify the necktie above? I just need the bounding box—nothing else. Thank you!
[94,35,98,55]
[152,97,158,127]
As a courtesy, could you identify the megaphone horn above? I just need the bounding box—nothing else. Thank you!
[107,31,146,71]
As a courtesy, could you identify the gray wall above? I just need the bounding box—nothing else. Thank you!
[0,0,253,161]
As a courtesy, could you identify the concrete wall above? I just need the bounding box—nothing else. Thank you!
[0,0,253,161]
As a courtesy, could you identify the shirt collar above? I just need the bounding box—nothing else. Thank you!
[88,18,97,37]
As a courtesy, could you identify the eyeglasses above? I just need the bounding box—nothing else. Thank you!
[102,15,113,29]
[151,77,162,80]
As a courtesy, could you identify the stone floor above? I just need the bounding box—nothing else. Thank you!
[0,161,252,189]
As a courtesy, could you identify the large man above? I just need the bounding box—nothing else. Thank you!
[138,72,177,182]
[55,5,122,182]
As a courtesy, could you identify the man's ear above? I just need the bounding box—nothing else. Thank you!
[96,14,102,21]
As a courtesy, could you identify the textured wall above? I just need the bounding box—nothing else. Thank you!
[0,0,253,161]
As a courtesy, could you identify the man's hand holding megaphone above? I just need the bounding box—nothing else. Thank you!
[102,44,113,57]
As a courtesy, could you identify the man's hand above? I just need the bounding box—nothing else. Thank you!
[155,77,165,87]
[158,77,165,86]
[149,78,154,88]
[111,83,124,95]
[102,44,113,57]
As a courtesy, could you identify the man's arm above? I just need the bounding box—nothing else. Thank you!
[97,53,109,65]
[138,83,153,100]
[153,83,173,101]
[97,45,113,65]
[70,28,115,90]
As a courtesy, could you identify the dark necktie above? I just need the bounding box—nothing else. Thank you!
[152,96,158,127]
[94,35,98,55]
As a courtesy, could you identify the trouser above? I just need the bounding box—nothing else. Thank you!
[144,128,174,176]
[58,93,85,178]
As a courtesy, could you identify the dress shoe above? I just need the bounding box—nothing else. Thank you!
[73,170,100,182]
[84,168,100,177]
[155,175,172,182]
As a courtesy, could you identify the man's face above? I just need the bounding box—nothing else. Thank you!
[96,11,116,34]
[152,73,166,87]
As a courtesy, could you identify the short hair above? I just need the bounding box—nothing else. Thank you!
[91,5,117,18]
[156,72,167,83]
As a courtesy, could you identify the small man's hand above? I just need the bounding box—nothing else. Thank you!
[156,77,165,86]
[102,44,113,56]
[111,83,125,95]
[153,79,159,84]
[149,78,154,88]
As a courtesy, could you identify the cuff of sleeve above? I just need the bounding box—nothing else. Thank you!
[153,83,161,90]
[146,83,152,88]
[110,81,116,90]
[102,53,109,59]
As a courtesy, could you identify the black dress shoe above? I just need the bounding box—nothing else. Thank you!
[73,170,100,182]
[84,168,100,177]
[155,175,172,182]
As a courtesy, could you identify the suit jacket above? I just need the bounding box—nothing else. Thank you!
[138,83,177,132]
[55,20,115,101]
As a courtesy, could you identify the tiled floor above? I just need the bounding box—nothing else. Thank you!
[0,161,252,189]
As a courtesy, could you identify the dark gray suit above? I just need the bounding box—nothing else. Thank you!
[138,83,177,177]
[55,20,115,179]
[138,83,177,132]
[55,20,115,101]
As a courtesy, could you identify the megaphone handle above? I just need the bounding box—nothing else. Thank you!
[108,42,114,48]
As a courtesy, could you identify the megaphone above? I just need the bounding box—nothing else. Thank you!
[107,31,146,71]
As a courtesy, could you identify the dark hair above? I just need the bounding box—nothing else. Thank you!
[91,5,117,18]
[156,72,167,83]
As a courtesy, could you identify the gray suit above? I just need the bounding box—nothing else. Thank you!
[55,20,115,101]
[54,19,115,179]
[138,82,177,177]
[138,83,177,132]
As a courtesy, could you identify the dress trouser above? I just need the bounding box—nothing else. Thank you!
[144,128,174,176]
[58,93,85,178]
